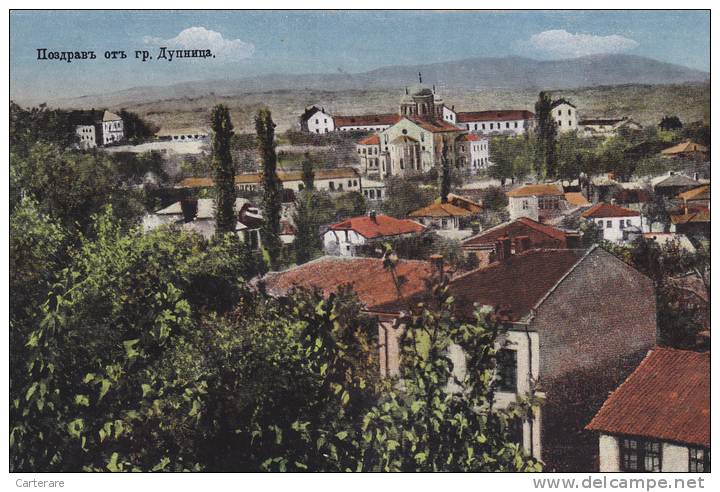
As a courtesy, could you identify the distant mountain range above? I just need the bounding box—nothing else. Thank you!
[46,54,708,109]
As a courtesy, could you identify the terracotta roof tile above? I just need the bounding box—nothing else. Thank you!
[506,184,564,197]
[462,218,574,248]
[328,214,425,239]
[564,192,592,206]
[334,114,401,127]
[457,110,535,123]
[375,248,586,321]
[581,202,641,218]
[586,348,709,447]
[670,208,710,225]
[677,185,710,201]
[661,140,708,155]
[358,134,380,145]
[177,168,359,188]
[406,116,463,133]
[408,202,473,218]
[262,256,434,312]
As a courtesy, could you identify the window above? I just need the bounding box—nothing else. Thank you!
[689,447,710,472]
[354,180,358,186]
[568,109,572,116]
[377,190,382,198]
[619,220,625,229]
[298,183,304,191]
[606,220,612,228]
[522,200,529,210]
[558,110,563,116]
[490,123,494,130]
[315,119,319,124]
[329,181,335,191]
[348,180,352,187]
[597,220,604,228]
[514,122,518,128]
[496,349,517,392]
[558,120,562,126]
[506,122,510,129]
[620,437,662,472]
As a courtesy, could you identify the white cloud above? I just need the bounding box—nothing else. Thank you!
[144,27,254,61]
[526,29,638,58]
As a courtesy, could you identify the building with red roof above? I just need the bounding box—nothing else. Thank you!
[581,202,644,244]
[461,217,580,266]
[374,245,656,471]
[323,211,425,256]
[452,109,536,136]
[586,348,709,472]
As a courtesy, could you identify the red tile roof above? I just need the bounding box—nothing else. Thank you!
[334,114,401,127]
[463,134,482,141]
[506,184,564,197]
[376,248,586,321]
[328,214,425,239]
[661,140,708,155]
[564,192,592,207]
[408,202,473,218]
[457,110,535,123]
[358,134,380,145]
[405,116,464,133]
[177,168,359,188]
[462,218,574,248]
[586,348,709,447]
[262,256,434,313]
[670,207,710,225]
[677,185,710,201]
[581,202,641,218]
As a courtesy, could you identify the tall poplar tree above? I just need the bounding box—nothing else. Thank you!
[210,105,236,234]
[256,108,283,269]
[439,138,451,203]
[301,153,315,191]
[534,92,558,180]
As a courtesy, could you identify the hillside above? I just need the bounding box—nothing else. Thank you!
[82,82,709,134]
[38,54,708,111]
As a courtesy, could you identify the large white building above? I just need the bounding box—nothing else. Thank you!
[72,109,125,148]
[445,109,536,136]
[551,99,578,133]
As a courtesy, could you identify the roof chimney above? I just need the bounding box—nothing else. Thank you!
[369,210,378,223]
[180,197,198,223]
[515,236,531,254]
[495,237,511,261]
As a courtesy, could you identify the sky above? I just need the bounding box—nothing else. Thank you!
[10,10,710,102]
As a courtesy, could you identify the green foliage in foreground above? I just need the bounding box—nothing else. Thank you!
[11,207,540,472]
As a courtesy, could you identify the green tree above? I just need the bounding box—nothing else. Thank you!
[439,138,451,203]
[354,260,542,471]
[293,191,322,264]
[488,137,514,187]
[117,109,159,143]
[256,109,283,269]
[301,153,315,191]
[210,105,237,235]
[534,92,558,179]
[382,177,434,218]
[658,116,683,132]
[9,102,77,156]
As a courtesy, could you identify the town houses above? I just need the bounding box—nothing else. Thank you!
[71,109,125,148]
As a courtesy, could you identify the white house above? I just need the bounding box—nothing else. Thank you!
[581,202,644,244]
[75,124,98,149]
[177,168,362,195]
[361,178,386,202]
[323,211,425,256]
[299,106,335,134]
[551,99,578,133]
[461,133,492,172]
[506,184,567,222]
[142,197,263,248]
[101,110,124,145]
[587,348,709,473]
[579,117,643,137]
[452,110,535,136]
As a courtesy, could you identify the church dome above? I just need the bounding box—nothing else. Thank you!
[408,84,433,97]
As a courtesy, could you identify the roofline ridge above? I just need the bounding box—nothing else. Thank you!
[526,245,598,320]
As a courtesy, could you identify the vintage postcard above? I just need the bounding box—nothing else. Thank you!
[7,7,710,479]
